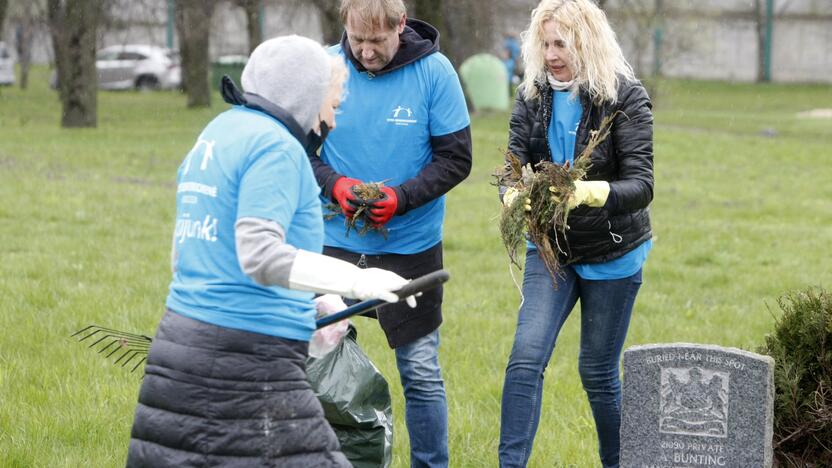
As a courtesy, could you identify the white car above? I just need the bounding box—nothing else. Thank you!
[0,42,15,86]
[95,44,181,90]
[52,44,181,90]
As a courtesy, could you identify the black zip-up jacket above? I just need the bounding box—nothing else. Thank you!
[508,78,654,264]
[308,19,472,215]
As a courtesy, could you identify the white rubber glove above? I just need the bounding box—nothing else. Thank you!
[289,250,416,306]
[568,180,610,209]
[502,187,520,207]
[309,294,350,358]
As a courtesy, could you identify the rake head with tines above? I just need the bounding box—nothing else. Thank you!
[71,325,152,373]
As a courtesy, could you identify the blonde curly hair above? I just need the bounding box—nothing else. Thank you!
[519,0,635,103]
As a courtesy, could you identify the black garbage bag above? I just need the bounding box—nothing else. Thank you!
[307,325,393,468]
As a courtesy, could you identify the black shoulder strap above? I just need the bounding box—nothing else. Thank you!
[219,75,309,146]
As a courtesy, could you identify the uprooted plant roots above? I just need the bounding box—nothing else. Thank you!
[494,112,620,283]
[324,181,389,239]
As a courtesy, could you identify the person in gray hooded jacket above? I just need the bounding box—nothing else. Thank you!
[126,35,415,467]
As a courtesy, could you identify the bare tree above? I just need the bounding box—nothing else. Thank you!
[307,0,342,46]
[607,0,695,79]
[0,0,8,36]
[754,0,766,82]
[408,0,459,65]
[47,0,104,128]
[412,0,444,36]
[176,0,217,107]
[12,2,41,90]
[406,0,494,69]
[231,0,263,53]
[613,0,656,78]
[440,0,495,68]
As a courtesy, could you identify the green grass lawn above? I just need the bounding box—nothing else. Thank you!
[1,68,830,467]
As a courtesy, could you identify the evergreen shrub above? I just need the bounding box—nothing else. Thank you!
[759,288,832,467]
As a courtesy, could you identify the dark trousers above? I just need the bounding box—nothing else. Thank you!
[323,242,443,349]
[323,243,449,468]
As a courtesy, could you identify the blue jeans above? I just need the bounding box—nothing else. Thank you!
[499,249,642,468]
[395,329,449,468]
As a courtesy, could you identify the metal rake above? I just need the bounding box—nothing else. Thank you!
[70,269,449,374]
[71,325,152,373]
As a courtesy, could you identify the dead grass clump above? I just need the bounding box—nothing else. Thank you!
[493,112,619,282]
[324,181,389,239]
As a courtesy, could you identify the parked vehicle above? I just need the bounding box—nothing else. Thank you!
[51,44,180,91]
[0,42,15,86]
[97,44,180,90]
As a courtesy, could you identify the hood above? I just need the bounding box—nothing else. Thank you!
[220,75,309,148]
[340,18,440,77]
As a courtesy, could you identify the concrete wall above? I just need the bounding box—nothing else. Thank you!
[207,1,323,56]
[608,0,832,83]
[486,0,832,84]
[4,0,831,84]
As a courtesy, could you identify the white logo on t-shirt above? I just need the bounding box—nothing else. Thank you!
[182,138,215,175]
[568,121,579,137]
[174,214,219,244]
[386,105,417,126]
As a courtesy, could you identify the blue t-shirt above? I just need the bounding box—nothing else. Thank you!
[320,46,470,255]
[166,106,324,341]
[548,91,583,165]
[540,90,652,280]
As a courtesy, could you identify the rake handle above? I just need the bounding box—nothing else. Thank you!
[315,269,450,329]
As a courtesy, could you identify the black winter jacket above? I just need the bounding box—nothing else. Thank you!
[127,311,350,467]
[507,79,654,264]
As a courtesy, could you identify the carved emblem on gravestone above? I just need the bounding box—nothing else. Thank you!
[659,366,729,438]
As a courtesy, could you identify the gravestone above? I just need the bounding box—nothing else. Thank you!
[621,343,774,468]
[458,53,510,112]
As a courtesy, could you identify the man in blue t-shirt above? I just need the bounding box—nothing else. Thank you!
[307,1,472,466]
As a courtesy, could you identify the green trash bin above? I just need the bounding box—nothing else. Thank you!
[212,54,248,90]
[459,53,510,112]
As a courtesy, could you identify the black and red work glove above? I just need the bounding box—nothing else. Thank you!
[332,177,362,218]
[368,186,399,226]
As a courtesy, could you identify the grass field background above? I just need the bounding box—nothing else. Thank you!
[1,68,830,467]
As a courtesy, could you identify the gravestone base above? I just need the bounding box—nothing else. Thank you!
[621,343,774,468]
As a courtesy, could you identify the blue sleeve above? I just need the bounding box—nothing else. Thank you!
[237,149,301,230]
[428,54,471,137]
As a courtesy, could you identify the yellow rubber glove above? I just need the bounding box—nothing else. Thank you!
[568,181,610,209]
[503,187,520,207]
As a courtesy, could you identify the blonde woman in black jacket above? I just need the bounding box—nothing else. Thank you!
[498,1,653,467]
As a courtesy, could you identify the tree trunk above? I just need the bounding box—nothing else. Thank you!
[47,0,99,128]
[413,0,443,36]
[0,0,8,37]
[410,0,461,66]
[16,17,33,90]
[234,0,262,54]
[308,0,342,46]
[175,0,215,108]
[244,0,262,54]
[755,0,766,82]
[652,0,663,77]
[440,0,495,68]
